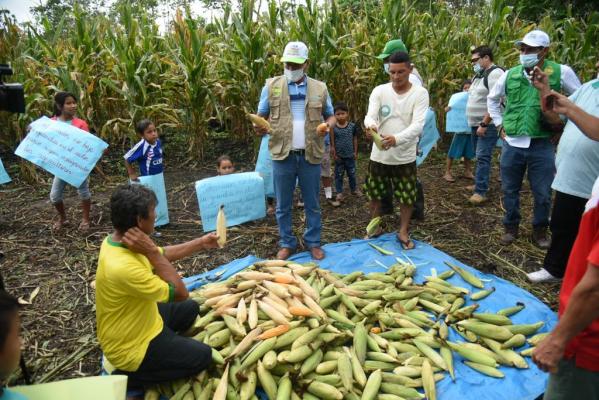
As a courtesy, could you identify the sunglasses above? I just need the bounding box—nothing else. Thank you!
[470,57,480,63]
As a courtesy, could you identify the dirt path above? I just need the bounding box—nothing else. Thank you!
[0,146,559,384]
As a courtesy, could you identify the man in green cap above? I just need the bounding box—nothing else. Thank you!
[375,39,425,219]
[377,39,424,86]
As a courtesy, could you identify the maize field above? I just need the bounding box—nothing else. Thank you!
[1,0,598,161]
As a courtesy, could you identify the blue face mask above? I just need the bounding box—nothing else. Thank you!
[473,63,483,74]
[520,54,539,68]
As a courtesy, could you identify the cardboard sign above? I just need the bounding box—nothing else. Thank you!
[445,91,470,133]
[255,134,275,198]
[196,172,266,232]
[138,172,169,227]
[15,117,108,187]
[12,376,127,400]
[417,108,440,166]
[0,157,10,184]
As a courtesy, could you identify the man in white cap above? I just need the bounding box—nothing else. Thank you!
[254,41,335,260]
[487,30,581,248]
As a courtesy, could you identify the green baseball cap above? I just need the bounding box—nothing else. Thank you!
[376,39,408,60]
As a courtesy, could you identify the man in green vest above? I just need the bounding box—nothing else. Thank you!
[488,30,581,248]
[254,41,335,260]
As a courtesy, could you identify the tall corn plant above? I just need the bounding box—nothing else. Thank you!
[101,2,179,147]
[169,8,216,161]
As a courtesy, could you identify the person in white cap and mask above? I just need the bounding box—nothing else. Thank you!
[487,30,581,248]
[254,41,335,261]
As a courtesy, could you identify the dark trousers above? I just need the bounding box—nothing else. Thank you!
[543,191,587,278]
[381,179,424,220]
[116,300,212,389]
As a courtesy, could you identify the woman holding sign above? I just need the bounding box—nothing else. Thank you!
[49,92,94,231]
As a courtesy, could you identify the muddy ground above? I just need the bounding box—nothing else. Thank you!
[0,138,559,383]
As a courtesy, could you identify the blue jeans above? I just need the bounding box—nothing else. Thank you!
[273,152,321,249]
[50,176,91,204]
[334,157,357,194]
[471,124,499,196]
[500,138,555,228]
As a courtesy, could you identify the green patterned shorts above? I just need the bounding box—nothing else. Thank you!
[363,160,417,205]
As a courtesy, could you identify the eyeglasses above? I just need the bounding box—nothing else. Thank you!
[519,46,543,54]
[470,57,480,63]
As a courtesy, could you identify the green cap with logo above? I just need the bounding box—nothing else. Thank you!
[376,39,408,60]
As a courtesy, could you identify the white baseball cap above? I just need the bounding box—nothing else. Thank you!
[515,30,550,48]
[281,41,309,64]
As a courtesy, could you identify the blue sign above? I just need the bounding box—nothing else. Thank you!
[15,117,108,187]
[255,135,275,197]
[0,157,10,184]
[138,173,169,227]
[417,108,440,166]
[445,91,470,133]
[195,172,266,232]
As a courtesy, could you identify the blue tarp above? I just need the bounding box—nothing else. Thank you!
[185,234,555,400]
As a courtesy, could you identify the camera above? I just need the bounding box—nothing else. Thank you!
[0,64,25,113]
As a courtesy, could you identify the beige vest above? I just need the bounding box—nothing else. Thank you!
[267,75,328,164]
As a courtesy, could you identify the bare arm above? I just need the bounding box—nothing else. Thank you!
[533,264,599,372]
[122,228,188,301]
[163,233,219,262]
[125,160,138,181]
[553,91,599,141]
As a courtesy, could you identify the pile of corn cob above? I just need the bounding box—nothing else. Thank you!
[145,259,548,400]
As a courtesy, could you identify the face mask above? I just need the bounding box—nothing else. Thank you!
[284,67,304,83]
[519,54,539,68]
[473,63,483,74]
[384,63,390,74]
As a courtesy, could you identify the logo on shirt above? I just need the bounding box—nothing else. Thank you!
[380,105,391,118]
[544,66,554,76]
[272,87,282,96]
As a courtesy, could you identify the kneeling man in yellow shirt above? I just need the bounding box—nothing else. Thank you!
[96,184,219,392]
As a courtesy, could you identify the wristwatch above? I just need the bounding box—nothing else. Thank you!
[479,122,488,128]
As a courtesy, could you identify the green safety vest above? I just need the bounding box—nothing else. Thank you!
[503,60,561,138]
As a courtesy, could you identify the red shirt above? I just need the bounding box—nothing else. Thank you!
[559,177,599,371]
[51,116,90,132]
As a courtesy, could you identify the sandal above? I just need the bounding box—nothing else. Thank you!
[396,233,415,250]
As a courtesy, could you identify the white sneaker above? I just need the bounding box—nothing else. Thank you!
[527,268,561,283]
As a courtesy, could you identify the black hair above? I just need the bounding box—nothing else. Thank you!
[135,119,155,136]
[110,184,157,233]
[462,79,472,89]
[471,45,494,61]
[53,91,78,117]
[217,155,232,168]
[333,101,348,113]
[387,51,411,65]
[0,290,19,353]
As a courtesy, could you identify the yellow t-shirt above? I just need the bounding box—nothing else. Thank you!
[95,236,173,372]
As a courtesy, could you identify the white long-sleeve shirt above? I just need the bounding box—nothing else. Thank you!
[364,83,429,165]
[487,64,581,148]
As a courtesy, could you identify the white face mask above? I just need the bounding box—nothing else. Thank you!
[384,63,390,74]
[284,67,304,83]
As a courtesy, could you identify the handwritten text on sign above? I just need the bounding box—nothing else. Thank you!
[196,172,266,232]
[445,92,470,133]
[15,117,108,187]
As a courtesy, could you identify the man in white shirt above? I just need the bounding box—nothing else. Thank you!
[364,51,429,249]
[487,30,581,247]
